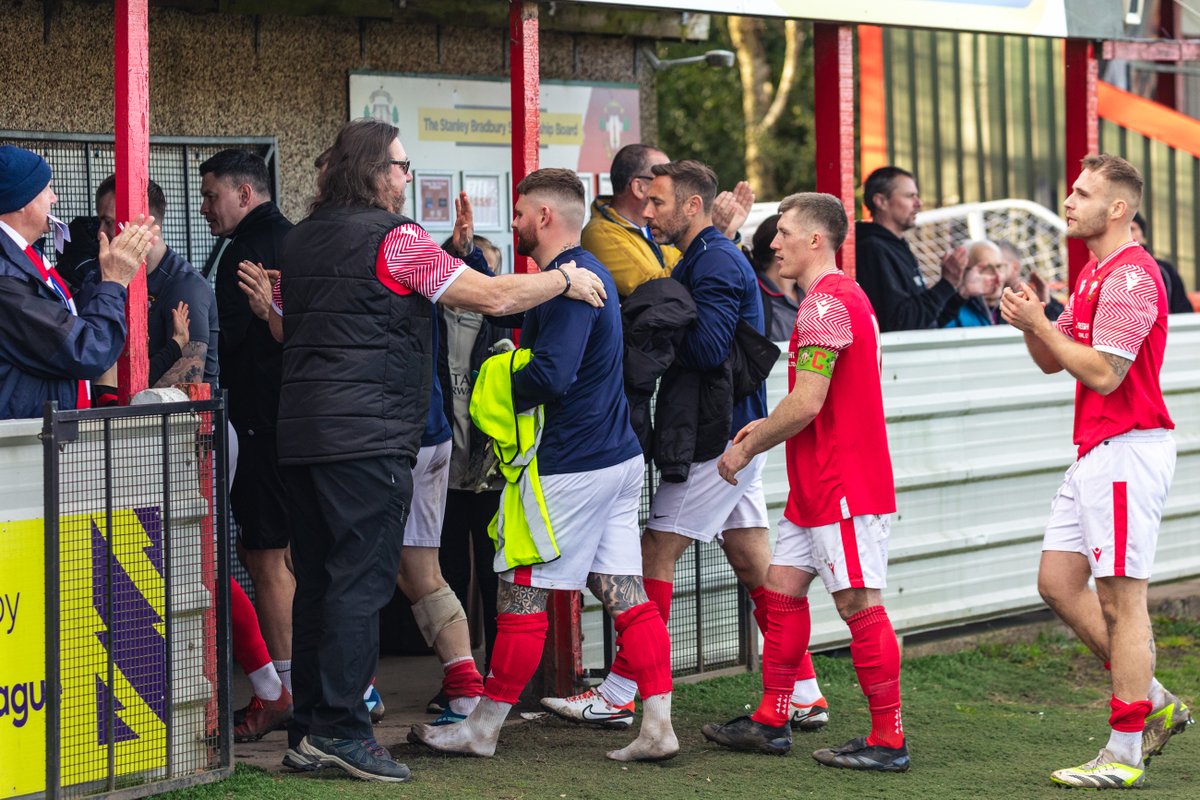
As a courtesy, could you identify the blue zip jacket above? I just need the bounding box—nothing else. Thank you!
[511,246,642,475]
[670,226,768,431]
[0,234,127,420]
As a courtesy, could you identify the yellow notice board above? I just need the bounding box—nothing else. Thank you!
[1,509,168,799]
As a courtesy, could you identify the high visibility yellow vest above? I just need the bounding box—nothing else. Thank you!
[469,348,560,570]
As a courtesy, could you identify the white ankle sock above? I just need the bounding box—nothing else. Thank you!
[598,672,637,706]
[1148,677,1167,709]
[248,663,283,701]
[1106,729,1143,765]
[791,678,823,706]
[449,695,480,716]
[273,659,292,694]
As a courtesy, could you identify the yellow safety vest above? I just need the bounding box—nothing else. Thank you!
[469,348,560,570]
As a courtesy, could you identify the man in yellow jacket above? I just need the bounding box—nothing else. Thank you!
[582,144,755,299]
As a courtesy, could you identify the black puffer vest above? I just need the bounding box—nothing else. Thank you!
[277,206,432,465]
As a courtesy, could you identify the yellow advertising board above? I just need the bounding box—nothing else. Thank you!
[1,509,168,799]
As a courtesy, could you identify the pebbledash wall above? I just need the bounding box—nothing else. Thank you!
[0,0,658,225]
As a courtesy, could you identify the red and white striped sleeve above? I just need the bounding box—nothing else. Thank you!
[377,223,468,302]
[793,292,854,352]
[271,275,283,315]
[1054,293,1075,337]
[1091,263,1158,361]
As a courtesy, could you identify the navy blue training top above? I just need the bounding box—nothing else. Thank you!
[670,225,769,432]
[511,246,642,475]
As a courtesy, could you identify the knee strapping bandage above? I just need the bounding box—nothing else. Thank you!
[412,585,468,647]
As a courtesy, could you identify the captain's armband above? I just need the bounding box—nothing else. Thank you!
[794,345,837,378]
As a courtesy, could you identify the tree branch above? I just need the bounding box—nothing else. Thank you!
[760,19,802,133]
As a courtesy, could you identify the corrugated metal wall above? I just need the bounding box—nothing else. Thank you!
[884,28,1198,291]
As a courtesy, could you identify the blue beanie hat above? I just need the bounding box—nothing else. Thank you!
[0,146,53,215]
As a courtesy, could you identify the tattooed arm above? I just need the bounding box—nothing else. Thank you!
[153,341,207,388]
[498,579,550,615]
[587,573,650,619]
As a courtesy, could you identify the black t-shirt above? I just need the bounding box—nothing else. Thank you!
[145,247,220,388]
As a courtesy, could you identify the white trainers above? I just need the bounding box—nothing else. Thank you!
[789,699,829,731]
[540,688,635,729]
[1050,749,1145,789]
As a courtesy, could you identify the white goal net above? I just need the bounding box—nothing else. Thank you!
[907,199,1069,296]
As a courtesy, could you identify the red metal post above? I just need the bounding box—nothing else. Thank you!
[114,0,150,402]
[813,24,857,277]
[510,0,540,277]
[857,24,887,213]
[1063,39,1098,288]
[1157,1,1181,110]
[509,0,583,697]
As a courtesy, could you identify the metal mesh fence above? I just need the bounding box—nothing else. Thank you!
[581,437,750,680]
[0,131,276,280]
[43,399,231,799]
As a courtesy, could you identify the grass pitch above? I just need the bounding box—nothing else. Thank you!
[165,614,1200,800]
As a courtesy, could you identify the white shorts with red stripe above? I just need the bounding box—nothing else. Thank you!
[1043,428,1175,579]
[403,439,452,548]
[504,454,644,591]
[771,515,891,592]
[646,444,770,541]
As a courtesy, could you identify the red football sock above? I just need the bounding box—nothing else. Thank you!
[848,605,904,749]
[483,612,548,705]
[443,658,484,700]
[1109,695,1152,733]
[751,591,810,728]
[613,602,673,698]
[795,650,816,682]
[230,577,271,674]
[749,585,770,635]
[610,579,673,681]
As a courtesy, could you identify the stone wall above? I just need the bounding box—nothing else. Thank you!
[0,0,655,221]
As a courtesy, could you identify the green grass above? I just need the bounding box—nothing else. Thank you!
[164,615,1200,800]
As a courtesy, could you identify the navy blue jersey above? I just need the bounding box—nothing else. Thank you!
[671,226,768,430]
[512,246,642,475]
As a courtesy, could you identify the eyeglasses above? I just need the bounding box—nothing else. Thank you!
[389,159,412,174]
[634,174,655,182]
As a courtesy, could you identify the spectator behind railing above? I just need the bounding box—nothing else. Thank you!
[0,145,157,420]
[941,240,1001,328]
[747,213,803,341]
[994,239,1063,324]
[1131,212,1192,315]
[854,166,994,331]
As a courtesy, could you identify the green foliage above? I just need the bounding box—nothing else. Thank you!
[655,17,815,197]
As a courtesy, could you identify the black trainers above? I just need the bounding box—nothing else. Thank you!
[701,715,792,755]
[298,735,411,782]
[426,690,448,715]
[812,736,910,772]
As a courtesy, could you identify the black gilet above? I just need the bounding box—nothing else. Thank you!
[277,206,432,465]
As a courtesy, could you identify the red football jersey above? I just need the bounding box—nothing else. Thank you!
[784,269,896,527]
[1056,241,1173,457]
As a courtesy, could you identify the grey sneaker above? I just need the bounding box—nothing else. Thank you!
[812,736,911,772]
[701,715,792,755]
[1050,748,1144,789]
[281,746,323,772]
[1142,692,1192,763]
[298,735,411,782]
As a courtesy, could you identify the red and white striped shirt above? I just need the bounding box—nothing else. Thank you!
[1056,241,1173,457]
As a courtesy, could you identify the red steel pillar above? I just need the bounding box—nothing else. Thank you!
[1158,1,1181,110]
[1063,39,1098,288]
[509,0,584,697]
[857,24,887,211]
[813,24,857,277]
[115,0,150,402]
[510,0,540,276]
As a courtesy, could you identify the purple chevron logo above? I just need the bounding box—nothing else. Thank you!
[90,507,166,743]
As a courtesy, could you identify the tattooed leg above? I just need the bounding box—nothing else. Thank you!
[498,578,549,615]
[587,573,650,619]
